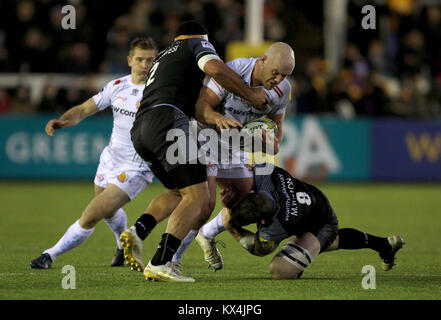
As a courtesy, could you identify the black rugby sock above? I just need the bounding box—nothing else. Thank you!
[134,214,157,240]
[151,233,181,266]
[338,228,390,253]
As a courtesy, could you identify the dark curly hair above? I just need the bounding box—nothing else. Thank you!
[174,20,209,38]
[230,193,273,227]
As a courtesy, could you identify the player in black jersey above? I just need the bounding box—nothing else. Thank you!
[221,165,405,279]
[122,21,268,282]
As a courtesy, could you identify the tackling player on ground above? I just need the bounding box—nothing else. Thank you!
[222,164,405,279]
[30,38,158,269]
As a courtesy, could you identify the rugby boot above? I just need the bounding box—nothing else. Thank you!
[195,231,224,271]
[143,261,195,282]
[170,262,183,276]
[110,248,125,267]
[30,253,52,269]
[380,235,405,271]
[120,226,144,271]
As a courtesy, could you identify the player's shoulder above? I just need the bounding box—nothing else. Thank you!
[270,79,291,102]
[227,57,256,71]
[276,79,292,95]
[104,74,131,89]
[187,37,216,52]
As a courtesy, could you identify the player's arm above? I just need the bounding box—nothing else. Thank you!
[45,98,99,136]
[263,112,285,155]
[195,87,242,130]
[202,59,268,110]
[223,208,277,257]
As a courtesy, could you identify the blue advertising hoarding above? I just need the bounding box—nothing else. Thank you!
[0,115,440,181]
[371,119,441,181]
[279,116,370,181]
[0,115,112,179]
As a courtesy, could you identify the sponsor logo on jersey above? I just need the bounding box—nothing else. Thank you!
[158,44,179,60]
[225,106,266,117]
[114,80,121,85]
[115,96,127,101]
[201,41,215,52]
[117,172,127,183]
[278,173,298,220]
[112,106,137,117]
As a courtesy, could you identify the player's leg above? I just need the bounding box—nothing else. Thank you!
[53,186,130,258]
[269,233,321,279]
[31,184,131,269]
[325,228,405,271]
[143,163,211,282]
[120,188,183,271]
[196,175,253,270]
[93,184,128,266]
[172,175,217,268]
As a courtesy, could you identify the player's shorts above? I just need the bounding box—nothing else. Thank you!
[206,149,253,179]
[307,188,339,252]
[94,146,154,200]
[131,104,207,189]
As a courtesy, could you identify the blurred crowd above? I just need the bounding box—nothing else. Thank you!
[0,0,440,118]
[296,0,441,118]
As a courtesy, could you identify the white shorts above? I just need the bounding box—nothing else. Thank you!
[94,147,154,200]
[206,150,253,179]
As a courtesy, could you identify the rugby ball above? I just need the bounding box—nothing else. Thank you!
[241,117,278,137]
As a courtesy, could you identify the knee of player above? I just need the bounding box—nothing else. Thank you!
[269,260,302,280]
[269,242,314,280]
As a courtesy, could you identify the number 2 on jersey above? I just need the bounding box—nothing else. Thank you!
[146,62,159,86]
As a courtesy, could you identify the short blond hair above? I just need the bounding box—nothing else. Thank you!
[129,37,158,56]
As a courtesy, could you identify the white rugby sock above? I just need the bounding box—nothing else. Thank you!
[44,220,94,261]
[104,208,127,249]
[200,210,225,239]
[172,229,198,263]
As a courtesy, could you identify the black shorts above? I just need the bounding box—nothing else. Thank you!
[298,185,339,252]
[314,209,339,252]
[308,189,339,252]
[131,104,207,189]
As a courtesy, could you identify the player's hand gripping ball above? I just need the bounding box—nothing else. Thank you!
[240,117,278,151]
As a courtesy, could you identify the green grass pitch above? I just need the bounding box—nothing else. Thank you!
[1,181,440,300]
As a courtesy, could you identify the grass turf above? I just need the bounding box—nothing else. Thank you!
[0,181,440,300]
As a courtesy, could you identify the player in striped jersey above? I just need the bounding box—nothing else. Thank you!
[30,37,158,269]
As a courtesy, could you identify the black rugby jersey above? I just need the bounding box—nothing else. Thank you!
[137,37,218,119]
[253,166,333,242]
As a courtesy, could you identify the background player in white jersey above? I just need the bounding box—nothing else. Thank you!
[30,38,158,269]
[170,42,295,270]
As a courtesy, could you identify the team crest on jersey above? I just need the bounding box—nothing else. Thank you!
[131,88,139,96]
[117,173,127,183]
